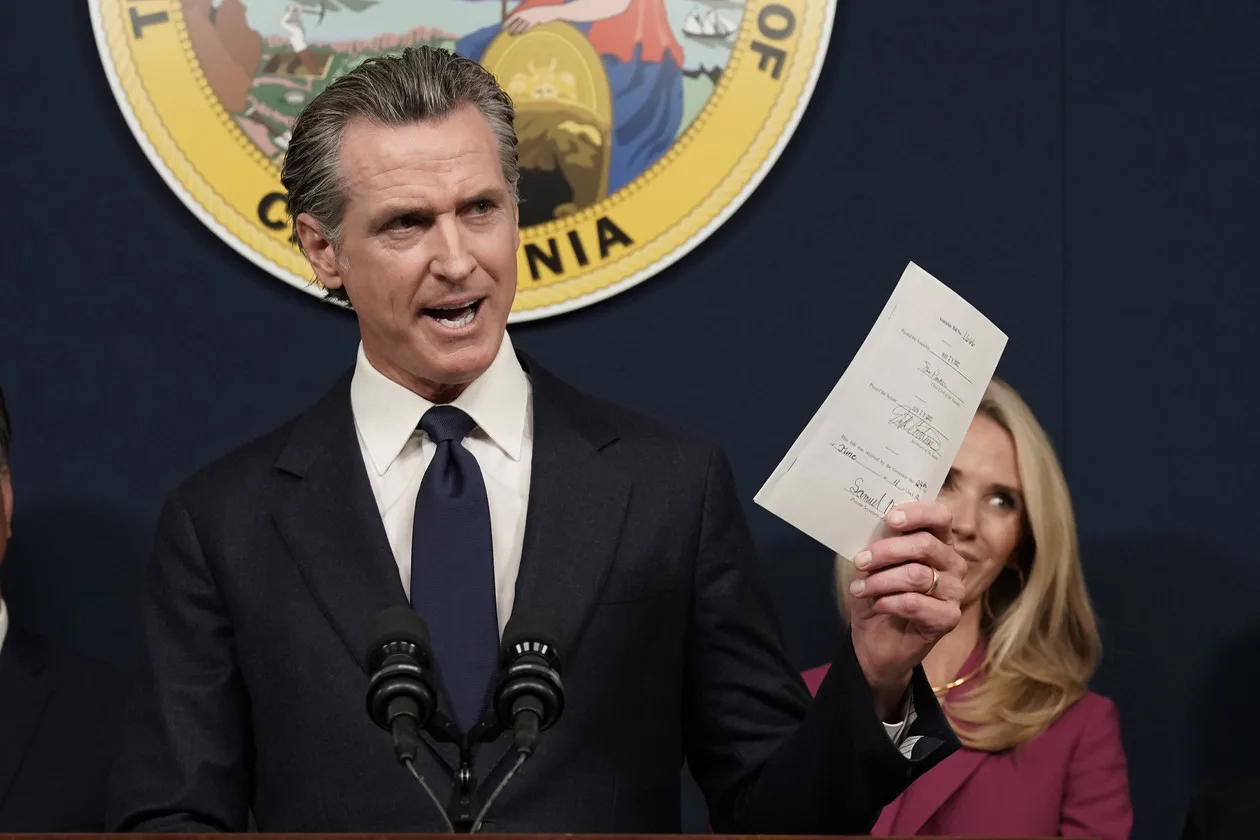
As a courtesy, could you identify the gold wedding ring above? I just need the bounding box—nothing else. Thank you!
[925,567,940,597]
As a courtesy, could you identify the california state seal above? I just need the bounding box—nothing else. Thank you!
[89,0,836,320]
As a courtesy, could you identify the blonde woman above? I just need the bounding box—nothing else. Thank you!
[803,377,1132,838]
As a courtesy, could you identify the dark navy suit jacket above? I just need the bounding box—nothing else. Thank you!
[107,353,956,833]
[0,622,125,831]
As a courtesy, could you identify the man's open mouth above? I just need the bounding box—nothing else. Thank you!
[421,297,483,329]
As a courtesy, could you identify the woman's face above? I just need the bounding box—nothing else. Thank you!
[938,413,1026,610]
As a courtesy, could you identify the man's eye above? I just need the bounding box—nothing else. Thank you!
[388,215,424,230]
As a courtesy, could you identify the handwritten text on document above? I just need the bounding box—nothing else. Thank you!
[754,262,1008,561]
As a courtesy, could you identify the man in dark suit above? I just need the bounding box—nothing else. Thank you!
[0,387,125,831]
[108,47,969,833]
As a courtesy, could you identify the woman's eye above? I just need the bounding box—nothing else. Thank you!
[988,493,1014,510]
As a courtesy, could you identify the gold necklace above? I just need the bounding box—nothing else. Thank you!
[932,668,979,697]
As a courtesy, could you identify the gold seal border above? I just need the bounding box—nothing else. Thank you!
[88,0,836,320]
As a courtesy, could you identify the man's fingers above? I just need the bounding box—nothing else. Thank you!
[884,500,952,544]
[869,593,962,634]
[852,530,959,576]
[851,562,964,603]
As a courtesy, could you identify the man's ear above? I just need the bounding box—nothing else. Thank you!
[512,201,520,253]
[1,467,13,537]
[294,213,346,293]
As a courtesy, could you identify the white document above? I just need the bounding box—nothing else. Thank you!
[754,262,1008,560]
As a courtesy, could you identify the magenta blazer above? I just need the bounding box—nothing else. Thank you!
[802,645,1133,839]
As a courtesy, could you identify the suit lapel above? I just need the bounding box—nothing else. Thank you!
[893,642,990,834]
[472,357,631,784]
[271,372,410,672]
[0,626,52,808]
[510,357,630,663]
[892,746,986,833]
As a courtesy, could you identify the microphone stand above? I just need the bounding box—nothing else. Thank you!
[422,711,507,832]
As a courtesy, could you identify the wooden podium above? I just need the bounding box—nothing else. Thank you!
[0,835,1055,839]
[0,836,878,839]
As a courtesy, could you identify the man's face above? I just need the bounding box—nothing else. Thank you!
[296,105,520,401]
[0,466,12,568]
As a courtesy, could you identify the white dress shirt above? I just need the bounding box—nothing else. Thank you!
[0,597,9,658]
[348,333,912,745]
[350,333,532,636]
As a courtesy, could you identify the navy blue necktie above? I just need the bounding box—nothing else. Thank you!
[410,405,499,733]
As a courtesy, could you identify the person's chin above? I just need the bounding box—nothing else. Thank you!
[434,345,498,385]
[419,322,503,377]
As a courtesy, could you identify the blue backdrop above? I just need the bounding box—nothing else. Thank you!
[1,2,1256,838]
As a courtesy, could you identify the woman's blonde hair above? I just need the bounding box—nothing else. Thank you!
[836,376,1101,752]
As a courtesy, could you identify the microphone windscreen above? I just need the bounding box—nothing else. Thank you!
[500,614,563,668]
[366,606,432,669]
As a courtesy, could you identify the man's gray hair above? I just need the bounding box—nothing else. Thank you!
[281,46,519,305]
[0,386,10,468]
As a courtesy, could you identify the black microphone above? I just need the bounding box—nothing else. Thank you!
[364,606,439,764]
[364,607,454,833]
[493,614,565,756]
[469,615,564,832]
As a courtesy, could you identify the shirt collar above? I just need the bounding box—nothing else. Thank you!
[350,332,529,476]
[0,597,8,658]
